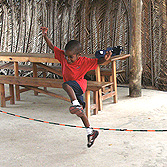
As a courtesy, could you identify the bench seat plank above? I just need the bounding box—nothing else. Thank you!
[0,75,112,91]
[0,76,63,88]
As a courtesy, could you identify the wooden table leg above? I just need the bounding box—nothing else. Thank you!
[85,90,90,118]
[93,91,98,115]
[14,62,20,101]
[9,84,15,104]
[0,84,6,107]
[95,65,103,111]
[112,61,117,103]
[33,63,38,96]
[42,70,47,91]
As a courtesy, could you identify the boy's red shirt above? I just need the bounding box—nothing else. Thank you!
[54,46,98,93]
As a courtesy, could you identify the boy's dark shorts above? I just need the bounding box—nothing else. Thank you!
[64,80,85,109]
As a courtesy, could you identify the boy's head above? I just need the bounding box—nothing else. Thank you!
[64,40,82,64]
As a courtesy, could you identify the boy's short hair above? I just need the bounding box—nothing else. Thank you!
[65,40,82,55]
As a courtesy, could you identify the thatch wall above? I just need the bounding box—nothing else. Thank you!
[0,0,166,90]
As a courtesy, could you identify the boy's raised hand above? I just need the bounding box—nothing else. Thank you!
[41,27,48,37]
[40,27,54,51]
[97,51,112,64]
[104,51,112,61]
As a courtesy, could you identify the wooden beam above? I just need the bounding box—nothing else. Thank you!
[14,62,20,101]
[129,0,142,97]
[24,86,70,102]
[0,62,13,68]
[36,63,63,76]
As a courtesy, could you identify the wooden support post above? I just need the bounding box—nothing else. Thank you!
[0,84,6,107]
[85,90,90,118]
[42,71,47,91]
[101,76,105,82]
[101,76,106,93]
[95,65,102,111]
[14,62,20,101]
[33,63,38,96]
[93,91,98,115]
[112,61,117,103]
[9,84,15,104]
[129,0,142,97]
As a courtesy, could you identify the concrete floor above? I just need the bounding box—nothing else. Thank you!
[0,86,167,167]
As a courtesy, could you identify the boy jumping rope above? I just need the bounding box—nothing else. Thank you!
[41,27,112,148]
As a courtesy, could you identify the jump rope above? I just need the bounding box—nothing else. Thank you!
[1,110,167,132]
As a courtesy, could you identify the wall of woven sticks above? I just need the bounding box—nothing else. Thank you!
[0,0,166,90]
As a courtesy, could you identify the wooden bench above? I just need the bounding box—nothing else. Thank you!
[0,62,121,105]
[0,75,113,117]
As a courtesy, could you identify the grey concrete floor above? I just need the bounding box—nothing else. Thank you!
[0,86,167,167]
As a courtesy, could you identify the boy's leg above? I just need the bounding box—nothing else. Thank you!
[62,82,90,127]
[62,81,99,147]
[62,82,85,108]
[62,82,77,101]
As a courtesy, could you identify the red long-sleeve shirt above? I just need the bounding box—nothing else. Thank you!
[54,46,98,93]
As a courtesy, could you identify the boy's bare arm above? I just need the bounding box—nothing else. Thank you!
[97,51,112,64]
[41,27,54,51]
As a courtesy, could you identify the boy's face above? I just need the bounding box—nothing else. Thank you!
[64,50,80,64]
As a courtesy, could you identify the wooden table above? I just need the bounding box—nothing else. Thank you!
[0,52,60,101]
[0,52,130,114]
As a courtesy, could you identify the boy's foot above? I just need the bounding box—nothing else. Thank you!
[87,130,99,148]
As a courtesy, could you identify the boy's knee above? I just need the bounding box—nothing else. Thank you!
[62,82,68,90]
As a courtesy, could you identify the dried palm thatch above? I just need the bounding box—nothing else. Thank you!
[142,0,167,90]
[0,0,166,90]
